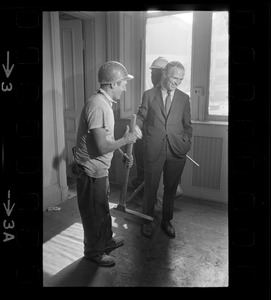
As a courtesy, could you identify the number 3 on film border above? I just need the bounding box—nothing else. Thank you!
[2,51,14,92]
[1,81,13,92]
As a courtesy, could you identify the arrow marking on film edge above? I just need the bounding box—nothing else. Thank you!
[3,200,15,217]
[2,51,14,78]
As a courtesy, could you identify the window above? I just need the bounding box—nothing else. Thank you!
[208,12,229,118]
[145,10,229,122]
[145,12,193,95]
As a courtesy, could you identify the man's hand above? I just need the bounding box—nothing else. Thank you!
[123,125,138,145]
[122,153,133,169]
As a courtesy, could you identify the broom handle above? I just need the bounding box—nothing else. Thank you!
[119,114,137,206]
[186,154,200,167]
[127,114,136,156]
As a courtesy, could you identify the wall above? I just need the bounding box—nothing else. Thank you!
[107,11,145,184]
[43,12,68,210]
[106,11,145,118]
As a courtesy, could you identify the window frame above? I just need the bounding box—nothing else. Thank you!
[145,10,229,123]
[205,11,229,122]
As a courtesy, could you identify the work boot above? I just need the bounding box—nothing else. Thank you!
[105,236,124,254]
[85,253,115,267]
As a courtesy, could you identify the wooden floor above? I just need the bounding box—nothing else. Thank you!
[43,183,228,287]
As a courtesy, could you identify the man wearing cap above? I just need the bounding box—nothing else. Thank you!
[133,57,183,205]
[136,61,193,239]
[72,61,138,267]
[132,57,168,191]
[150,56,169,87]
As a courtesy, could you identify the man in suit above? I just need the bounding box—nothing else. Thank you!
[136,61,193,238]
[132,57,168,191]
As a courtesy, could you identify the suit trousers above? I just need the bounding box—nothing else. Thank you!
[143,139,186,221]
[76,173,113,259]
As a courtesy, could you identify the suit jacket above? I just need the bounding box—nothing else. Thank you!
[136,85,193,162]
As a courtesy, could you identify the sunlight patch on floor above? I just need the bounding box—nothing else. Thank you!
[109,202,130,230]
[43,204,129,277]
[109,202,117,209]
[111,216,119,228]
[43,222,84,277]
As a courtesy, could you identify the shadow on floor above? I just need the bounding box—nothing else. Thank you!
[45,257,117,287]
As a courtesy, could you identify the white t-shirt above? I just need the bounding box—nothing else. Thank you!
[73,90,115,178]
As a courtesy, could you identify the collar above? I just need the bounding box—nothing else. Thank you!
[161,85,175,98]
[96,88,117,107]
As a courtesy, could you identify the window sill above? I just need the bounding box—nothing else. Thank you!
[192,120,228,126]
[116,118,229,126]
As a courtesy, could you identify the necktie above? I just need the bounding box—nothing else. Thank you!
[165,90,172,115]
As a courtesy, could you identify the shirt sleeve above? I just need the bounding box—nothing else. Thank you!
[85,102,105,133]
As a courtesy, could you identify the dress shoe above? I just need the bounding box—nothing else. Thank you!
[105,236,124,254]
[141,222,152,237]
[161,221,176,238]
[85,253,115,267]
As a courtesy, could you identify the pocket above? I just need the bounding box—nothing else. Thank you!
[170,136,191,156]
[66,162,84,178]
[181,139,191,154]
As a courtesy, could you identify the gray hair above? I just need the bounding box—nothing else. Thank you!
[164,61,185,74]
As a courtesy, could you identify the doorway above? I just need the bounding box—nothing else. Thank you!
[58,11,107,195]
[59,13,84,197]
[145,12,193,94]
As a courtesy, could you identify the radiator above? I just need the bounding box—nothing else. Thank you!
[192,136,223,190]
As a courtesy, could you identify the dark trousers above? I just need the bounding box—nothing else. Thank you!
[76,174,113,259]
[143,140,186,221]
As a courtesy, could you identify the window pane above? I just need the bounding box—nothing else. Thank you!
[208,12,229,116]
[145,12,193,95]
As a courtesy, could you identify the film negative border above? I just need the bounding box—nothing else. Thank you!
[228,2,270,299]
[0,3,270,294]
[1,8,42,287]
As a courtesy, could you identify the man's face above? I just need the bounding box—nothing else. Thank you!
[151,69,163,87]
[163,66,185,91]
[112,80,127,100]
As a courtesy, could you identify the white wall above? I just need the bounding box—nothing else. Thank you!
[43,13,57,187]
[43,12,68,210]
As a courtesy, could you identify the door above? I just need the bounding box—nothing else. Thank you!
[60,19,85,165]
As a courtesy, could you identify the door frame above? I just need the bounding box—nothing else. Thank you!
[48,11,68,200]
[60,11,107,101]
[57,11,107,183]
